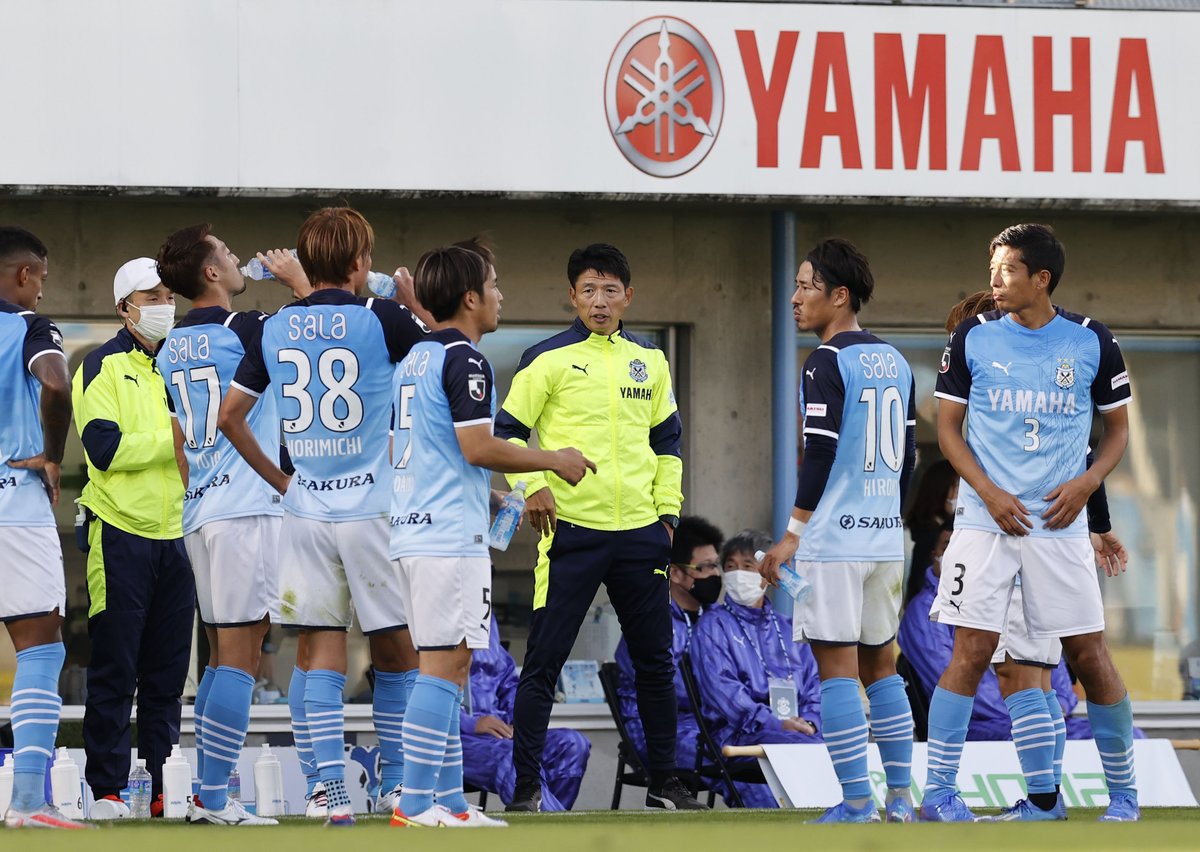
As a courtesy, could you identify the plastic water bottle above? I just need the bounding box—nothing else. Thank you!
[128,758,152,819]
[240,250,297,280]
[253,745,284,817]
[0,760,14,815]
[367,270,397,298]
[228,766,241,802]
[489,481,527,551]
[51,747,83,818]
[755,550,813,603]
[162,744,192,819]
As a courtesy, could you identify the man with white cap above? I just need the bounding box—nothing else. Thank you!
[71,257,195,819]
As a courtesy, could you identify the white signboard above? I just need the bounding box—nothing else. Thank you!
[761,740,1199,809]
[0,1,1194,203]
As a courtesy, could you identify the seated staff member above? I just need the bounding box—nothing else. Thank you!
[692,529,821,808]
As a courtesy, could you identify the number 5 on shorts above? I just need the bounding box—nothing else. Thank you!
[482,587,492,621]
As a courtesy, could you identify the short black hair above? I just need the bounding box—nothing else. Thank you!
[157,223,215,301]
[671,516,724,566]
[989,223,1065,294]
[414,244,489,323]
[0,226,48,265]
[567,243,630,288]
[721,528,773,567]
[805,237,874,312]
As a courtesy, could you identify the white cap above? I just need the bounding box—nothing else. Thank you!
[113,257,160,305]
[515,481,527,491]
[136,758,147,769]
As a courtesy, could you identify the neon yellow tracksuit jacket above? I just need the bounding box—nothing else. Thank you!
[495,318,683,531]
[72,327,184,541]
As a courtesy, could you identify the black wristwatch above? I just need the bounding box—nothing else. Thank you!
[659,514,680,529]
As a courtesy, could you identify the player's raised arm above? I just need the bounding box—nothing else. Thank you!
[217,386,289,495]
[455,425,594,485]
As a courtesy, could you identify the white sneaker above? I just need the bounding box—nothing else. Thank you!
[437,804,508,828]
[375,785,402,814]
[190,798,278,826]
[304,784,328,819]
[5,803,95,829]
[390,805,442,828]
[89,797,131,820]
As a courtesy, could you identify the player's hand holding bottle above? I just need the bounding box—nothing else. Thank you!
[758,535,799,588]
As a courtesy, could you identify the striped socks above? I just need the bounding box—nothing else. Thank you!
[9,643,65,811]
[820,677,871,802]
[194,665,216,788]
[306,669,350,809]
[398,674,457,817]
[435,688,470,815]
[288,667,318,795]
[866,674,914,793]
[199,666,255,810]
[924,686,973,802]
[373,668,415,795]
[1088,695,1137,800]
[1005,687,1057,801]
[1044,689,1067,787]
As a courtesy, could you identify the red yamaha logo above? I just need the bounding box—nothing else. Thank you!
[605,17,723,178]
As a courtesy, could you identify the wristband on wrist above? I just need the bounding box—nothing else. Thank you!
[787,516,807,538]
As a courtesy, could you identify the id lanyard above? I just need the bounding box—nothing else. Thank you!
[723,603,792,682]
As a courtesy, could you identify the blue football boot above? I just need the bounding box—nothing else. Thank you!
[1098,792,1140,822]
[918,792,977,822]
[978,798,1064,822]
[885,795,916,823]
[810,800,882,824]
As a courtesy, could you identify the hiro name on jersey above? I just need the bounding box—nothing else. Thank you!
[797,331,916,562]
[390,328,496,559]
[934,306,1131,538]
[159,307,282,534]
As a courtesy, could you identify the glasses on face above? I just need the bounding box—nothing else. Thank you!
[675,561,721,573]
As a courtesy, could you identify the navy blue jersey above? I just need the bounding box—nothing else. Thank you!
[934,308,1131,538]
[796,331,916,561]
[390,329,495,558]
[0,299,64,527]
[159,307,283,534]
[232,289,426,521]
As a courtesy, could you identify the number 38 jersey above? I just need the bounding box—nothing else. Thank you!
[159,307,282,534]
[797,331,915,562]
[934,307,1131,539]
[233,289,426,522]
[389,329,495,560]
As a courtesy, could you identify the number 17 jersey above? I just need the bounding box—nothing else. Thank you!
[233,289,426,521]
[797,331,915,562]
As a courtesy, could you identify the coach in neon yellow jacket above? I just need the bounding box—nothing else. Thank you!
[71,257,194,815]
[495,243,702,811]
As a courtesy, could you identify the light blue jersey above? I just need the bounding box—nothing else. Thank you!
[796,331,916,561]
[390,329,495,559]
[935,308,1131,538]
[0,299,64,527]
[159,307,283,535]
[233,289,426,522]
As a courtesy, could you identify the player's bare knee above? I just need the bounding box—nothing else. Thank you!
[1061,632,1113,680]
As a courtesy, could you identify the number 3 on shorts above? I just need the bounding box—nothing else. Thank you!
[951,562,966,596]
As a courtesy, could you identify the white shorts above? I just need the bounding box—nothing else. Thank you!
[397,556,491,651]
[0,526,66,622]
[277,514,408,634]
[931,529,1103,639]
[186,515,281,626]
[793,560,903,646]
[991,581,1063,668]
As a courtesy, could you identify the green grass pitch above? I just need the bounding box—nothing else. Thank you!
[2,808,1198,851]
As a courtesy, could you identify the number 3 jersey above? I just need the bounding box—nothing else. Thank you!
[159,307,282,534]
[796,331,916,562]
[390,329,496,560]
[233,289,427,522]
[934,307,1131,539]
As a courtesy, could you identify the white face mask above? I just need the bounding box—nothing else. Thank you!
[129,302,176,343]
[723,570,766,607]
